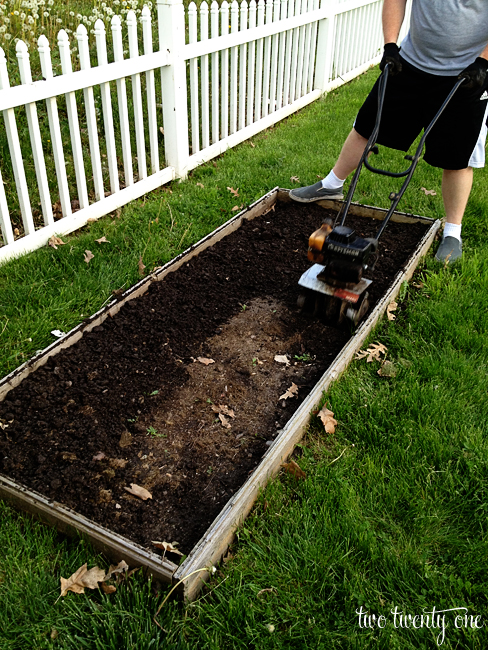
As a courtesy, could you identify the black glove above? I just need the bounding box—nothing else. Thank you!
[458,57,488,89]
[380,42,402,76]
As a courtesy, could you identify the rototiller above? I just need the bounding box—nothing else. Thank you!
[296,64,464,327]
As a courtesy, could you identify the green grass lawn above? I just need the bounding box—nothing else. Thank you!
[1,68,488,649]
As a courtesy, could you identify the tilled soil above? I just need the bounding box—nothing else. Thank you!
[0,201,429,555]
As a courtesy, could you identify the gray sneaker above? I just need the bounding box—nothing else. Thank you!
[289,181,344,203]
[435,236,462,264]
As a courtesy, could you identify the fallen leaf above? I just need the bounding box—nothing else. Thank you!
[101,583,117,594]
[138,255,146,276]
[119,430,132,448]
[60,564,106,597]
[282,459,306,479]
[279,382,299,400]
[355,342,388,363]
[84,250,94,264]
[211,404,235,418]
[317,406,338,434]
[377,360,398,378]
[420,187,436,196]
[196,182,204,188]
[386,301,397,321]
[96,236,110,244]
[231,205,243,211]
[151,541,184,556]
[219,413,231,429]
[124,483,152,500]
[13,227,20,237]
[413,281,424,289]
[159,126,164,135]
[52,200,63,218]
[290,176,300,183]
[257,587,277,597]
[109,458,128,469]
[274,354,290,366]
[48,236,66,249]
[93,452,106,461]
[250,142,255,148]
[227,186,239,197]
[104,560,129,581]
[197,357,215,365]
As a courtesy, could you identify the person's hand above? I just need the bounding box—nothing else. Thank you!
[380,43,402,76]
[458,57,488,89]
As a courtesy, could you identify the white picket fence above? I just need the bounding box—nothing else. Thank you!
[0,0,411,264]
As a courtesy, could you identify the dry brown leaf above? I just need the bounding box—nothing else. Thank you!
[290,176,300,183]
[60,564,106,597]
[96,236,110,244]
[211,404,235,418]
[104,560,129,581]
[159,126,164,135]
[48,236,66,249]
[386,301,397,321]
[227,186,239,197]
[124,483,152,500]
[317,406,338,434]
[218,413,231,429]
[93,452,106,461]
[413,281,424,289]
[109,458,128,469]
[83,250,94,264]
[274,354,290,366]
[101,583,117,594]
[279,382,299,400]
[231,205,243,212]
[138,255,146,276]
[282,459,306,480]
[420,187,436,196]
[223,551,233,564]
[355,342,388,363]
[196,182,204,188]
[377,360,398,378]
[197,357,215,365]
[151,541,184,556]
[13,227,20,237]
[250,142,255,148]
[257,587,277,597]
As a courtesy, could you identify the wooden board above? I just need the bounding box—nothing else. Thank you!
[0,188,440,597]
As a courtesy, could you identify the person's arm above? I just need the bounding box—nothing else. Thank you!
[382,0,408,45]
[480,43,488,61]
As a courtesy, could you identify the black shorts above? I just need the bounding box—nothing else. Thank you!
[354,57,488,170]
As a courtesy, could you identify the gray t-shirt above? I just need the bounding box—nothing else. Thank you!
[400,0,488,76]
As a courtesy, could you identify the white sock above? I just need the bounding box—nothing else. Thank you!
[321,170,345,190]
[443,222,462,241]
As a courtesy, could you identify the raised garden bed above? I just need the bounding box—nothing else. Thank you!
[0,188,439,598]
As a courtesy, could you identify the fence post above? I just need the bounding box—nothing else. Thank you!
[157,0,189,179]
[314,0,336,93]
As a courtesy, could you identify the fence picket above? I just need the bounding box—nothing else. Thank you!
[261,0,273,117]
[220,1,229,139]
[282,0,294,105]
[188,2,200,152]
[229,0,239,135]
[301,0,313,96]
[76,24,104,202]
[58,30,89,209]
[0,47,34,234]
[268,0,280,114]
[307,0,319,92]
[141,7,160,174]
[127,11,147,180]
[246,0,256,126]
[0,166,13,245]
[295,0,306,99]
[254,0,265,121]
[38,36,72,220]
[111,16,134,188]
[238,1,248,131]
[200,2,210,149]
[275,0,287,109]
[211,1,219,143]
[289,0,300,101]
[15,42,50,231]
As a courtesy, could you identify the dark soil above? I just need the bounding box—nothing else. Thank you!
[0,201,429,555]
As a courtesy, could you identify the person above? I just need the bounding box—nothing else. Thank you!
[289,0,488,263]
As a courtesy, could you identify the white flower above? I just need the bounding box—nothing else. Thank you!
[20,11,25,17]
[27,15,34,23]
[13,9,19,15]
[33,12,38,18]
[43,11,48,16]
[4,33,11,39]
[56,17,61,22]
[69,10,74,16]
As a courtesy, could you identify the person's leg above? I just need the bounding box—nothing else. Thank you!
[435,167,473,263]
[333,128,369,180]
[442,167,473,225]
